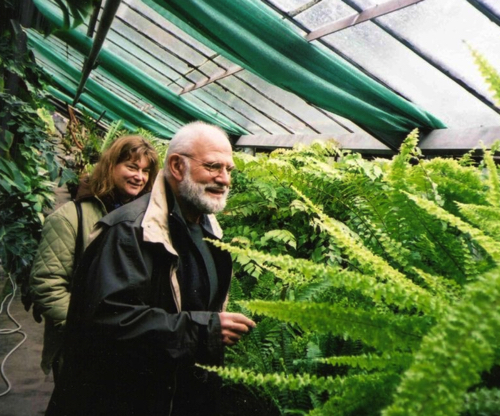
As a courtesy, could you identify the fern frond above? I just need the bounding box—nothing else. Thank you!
[458,203,500,239]
[383,266,500,416]
[482,145,500,207]
[261,229,297,250]
[319,352,412,371]
[470,47,500,106]
[200,365,335,392]
[227,318,283,374]
[404,192,500,261]
[212,241,446,316]
[307,372,399,416]
[100,119,124,152]
[201,364,392,397]
[214,240,441,315]
[290,187,441,314]
[411,267,461,303]
[240,300,429,352]
[387,129,420,187]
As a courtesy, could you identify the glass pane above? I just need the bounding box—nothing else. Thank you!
[268,0,321,14]
[113,7,206,71]
[236,70,355,136]
[296,0,500,129]
[125,0,214,55]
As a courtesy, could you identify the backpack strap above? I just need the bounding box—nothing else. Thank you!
[73,200,84,273]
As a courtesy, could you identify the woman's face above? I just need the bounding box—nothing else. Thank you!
[112,155,151,201]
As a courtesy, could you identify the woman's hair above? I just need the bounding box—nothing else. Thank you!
[89,135,159,199]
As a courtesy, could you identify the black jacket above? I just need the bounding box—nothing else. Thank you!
[46,174,232,416]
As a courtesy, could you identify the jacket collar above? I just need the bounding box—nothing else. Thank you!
[141,169,223,254]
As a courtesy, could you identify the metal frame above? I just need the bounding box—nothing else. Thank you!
[73,0,122,106]
[306,0,424,41]
[236,132,393,155]
[340,0,500,115]
[236,126,500,156]
[466,0,500,26]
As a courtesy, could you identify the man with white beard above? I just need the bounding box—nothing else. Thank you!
[45,121,256,416]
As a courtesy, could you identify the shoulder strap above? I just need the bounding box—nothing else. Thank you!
[73,200,84,271]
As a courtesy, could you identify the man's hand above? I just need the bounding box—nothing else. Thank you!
[219,312,256,346]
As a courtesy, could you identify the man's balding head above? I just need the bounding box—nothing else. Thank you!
[165,121,230,165]
[164,121,234,223]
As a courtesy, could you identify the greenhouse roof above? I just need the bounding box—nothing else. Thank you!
[15,0,500,154]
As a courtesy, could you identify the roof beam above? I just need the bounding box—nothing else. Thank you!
[466,0,500,27]
[418,125,500,155]
[72,0,121,106]
[306,0,424,41]
[180,65,243,94]
[338,0,500,116]
[289,0,322,18]
[235,126,500,156]
[235,132,393,155]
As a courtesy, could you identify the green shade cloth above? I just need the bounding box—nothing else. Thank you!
[27,31,179,138]
[32,0,248,138]
[144,0,447,147]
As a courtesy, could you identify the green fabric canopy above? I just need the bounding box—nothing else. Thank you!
[144,0,447,148]
[28,30,180,137]
[32,0,248,138]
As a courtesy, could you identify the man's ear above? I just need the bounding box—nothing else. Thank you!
[168,154,185,181]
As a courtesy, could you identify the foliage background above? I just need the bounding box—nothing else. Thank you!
[0,17,61,302]
[215,131,500,415]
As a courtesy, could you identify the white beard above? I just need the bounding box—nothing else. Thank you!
[178,167,229,214]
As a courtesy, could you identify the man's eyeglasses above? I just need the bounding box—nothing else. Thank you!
[179,154,236,176]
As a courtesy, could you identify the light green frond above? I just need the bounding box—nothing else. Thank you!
[383,266,500,416]
[458,203,500,238]
[307,372,400,416]
[319,352,412,371]
[261,229,297,249]
[214,240,441,315]
[411,267,461,303]
[200,365,341,393]
[387,129,420,186]
[291,187,441,314]
[240,300,429,352]
[404,192,500,261]
[470,47,500,105]
[482,146,500,207]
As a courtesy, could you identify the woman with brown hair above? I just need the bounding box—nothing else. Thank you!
[29,135,159,380]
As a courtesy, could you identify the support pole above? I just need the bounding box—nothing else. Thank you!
[72,0,121,106]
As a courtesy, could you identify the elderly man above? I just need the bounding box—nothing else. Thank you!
[46,121,256,416]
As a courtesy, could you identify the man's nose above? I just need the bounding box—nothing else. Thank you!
[214,167,231,186]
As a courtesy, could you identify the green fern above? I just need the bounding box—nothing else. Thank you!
[383,266,500,416]
[100,120,124,152]
[470,47,500,106]
[404,192,500,260]
[217,131,500,415]
[318,352,412,372]
[240,300,429,352]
